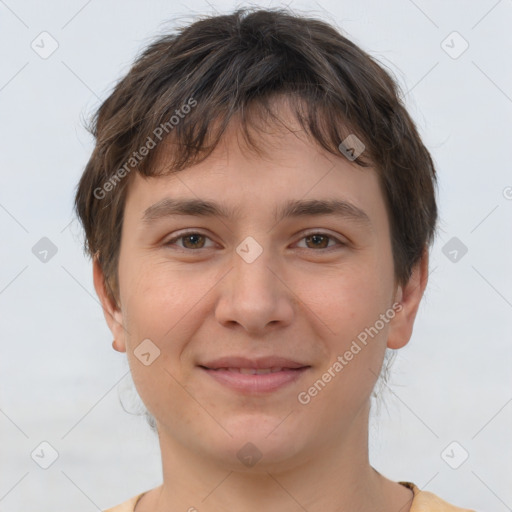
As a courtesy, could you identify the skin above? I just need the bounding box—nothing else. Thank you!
[94,102,428,512]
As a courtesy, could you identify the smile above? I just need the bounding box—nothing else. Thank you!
[199,366,310,393]
[208,367,295,374]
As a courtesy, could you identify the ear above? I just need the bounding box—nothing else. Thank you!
[386,247,429,350]
[93,255,127,352]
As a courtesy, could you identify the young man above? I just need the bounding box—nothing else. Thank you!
[74,8,476,512]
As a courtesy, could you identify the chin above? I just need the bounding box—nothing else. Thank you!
[209,415,309,472]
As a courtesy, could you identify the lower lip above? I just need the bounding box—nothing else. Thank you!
[200,367,309,393]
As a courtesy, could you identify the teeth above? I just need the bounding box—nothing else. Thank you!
[219,367,284,374]
[240,368,260,375]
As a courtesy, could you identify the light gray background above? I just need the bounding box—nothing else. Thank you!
[0,0,511,510]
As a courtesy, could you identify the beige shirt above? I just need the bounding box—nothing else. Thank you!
[103,482,477,511]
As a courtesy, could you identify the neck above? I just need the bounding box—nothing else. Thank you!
[137,402,413,512]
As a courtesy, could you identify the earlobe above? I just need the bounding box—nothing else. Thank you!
[112,339,124,352]
[386,248,429,350]
[92,255,127,353]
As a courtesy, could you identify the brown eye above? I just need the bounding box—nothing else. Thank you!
[296,232,344,250]
[181,234,206,249]
[165,232,213,250]
[304,234,330,249]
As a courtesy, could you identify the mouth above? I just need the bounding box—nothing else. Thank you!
[204,366,302,374]
[198,357,311,394]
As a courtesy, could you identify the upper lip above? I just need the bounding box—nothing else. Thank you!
[199,356,309,370]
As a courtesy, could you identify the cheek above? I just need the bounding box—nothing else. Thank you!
[118,263,200,422]
[298,263,392,397]
[302,262,390,339]
[119,260,223,396]
[121,260,206,341]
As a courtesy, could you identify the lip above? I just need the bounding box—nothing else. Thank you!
[200,356,308,370]
[198,356,310,394]
[200,367,310,393]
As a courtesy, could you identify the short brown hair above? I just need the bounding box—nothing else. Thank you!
[74,7,437,304]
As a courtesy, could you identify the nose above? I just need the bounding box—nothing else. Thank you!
[214,241,295,336]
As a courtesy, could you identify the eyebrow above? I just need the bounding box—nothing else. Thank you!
[141,197,372,227]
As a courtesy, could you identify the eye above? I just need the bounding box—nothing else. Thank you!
[164,230,346,251]
[164,231,215,250]
[295,231,345,250]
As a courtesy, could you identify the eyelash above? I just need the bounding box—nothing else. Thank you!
[164,230,346,252]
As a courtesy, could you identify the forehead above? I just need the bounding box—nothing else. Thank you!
[122,103,387,232]
[144,93,373,176]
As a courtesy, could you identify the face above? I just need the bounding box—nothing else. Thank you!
[95,105,426,473]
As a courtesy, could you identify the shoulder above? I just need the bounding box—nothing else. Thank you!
[400,482,477,512]
[103,492,146,512]
[103,484,478,512]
